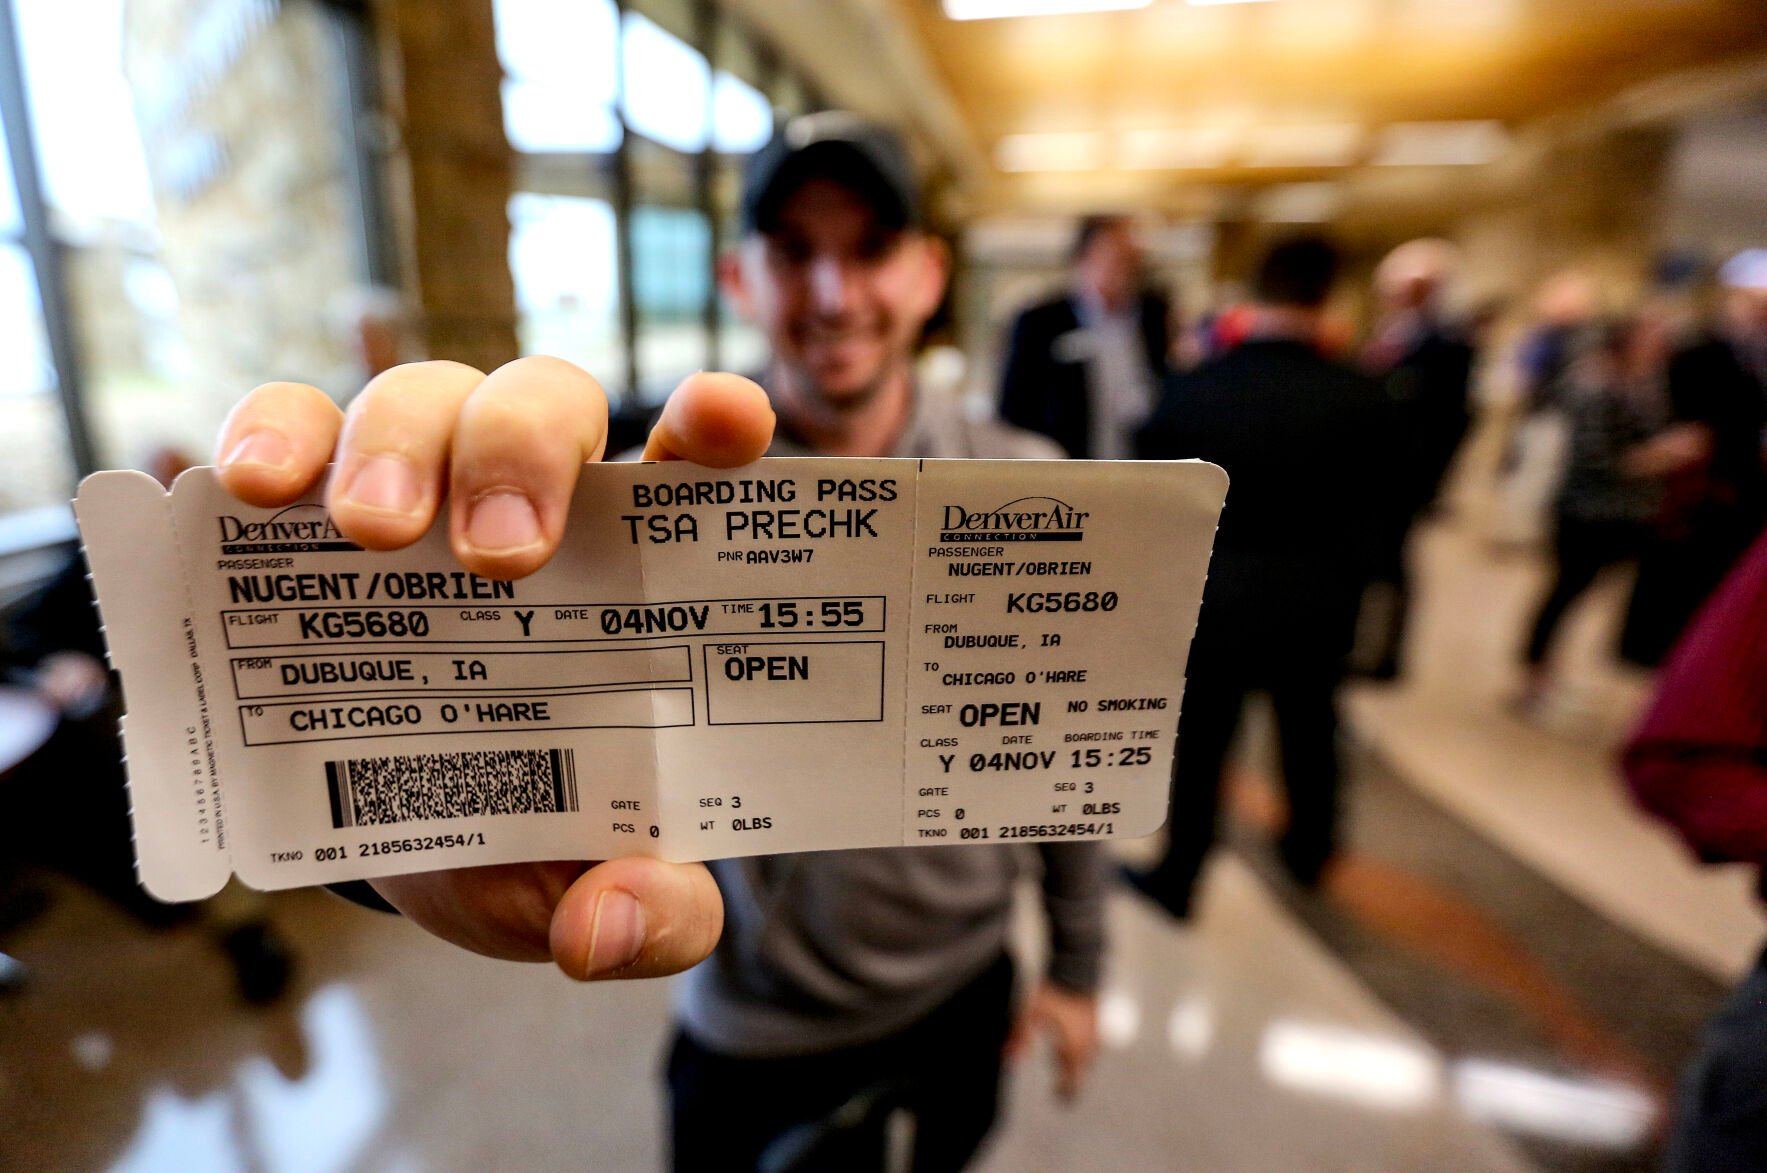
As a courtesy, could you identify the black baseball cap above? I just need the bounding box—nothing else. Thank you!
[740,112,922,236]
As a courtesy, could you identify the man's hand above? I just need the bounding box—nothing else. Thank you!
[35,650,110,716]
[1004,981,1100,1101]
[213,357,775,980]
[1621,423,1713,479]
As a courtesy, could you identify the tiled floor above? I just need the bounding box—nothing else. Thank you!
[3,884,676,1172]
[3,860,1539,1172]
[1345,518,1764,982]
[1,509,1753,1172]
[981,860,1532,1173]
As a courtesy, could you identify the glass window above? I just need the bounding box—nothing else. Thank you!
[0,112,19,237]
[494,0,618,85]
[495,0,622,153]
[712,71,771,155]
[621,12,709,153]
[631,201,711,403]
[0,0,413,540]
[12,0,378,481]
[501,82,623,154]
[7,0,167,510]
[508,194,627,395]
[13,0,157,240]
[0,243,76,514]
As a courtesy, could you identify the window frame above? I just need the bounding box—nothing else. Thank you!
[0,0,97,479]
[0,0,393,557]
[0,0,828,535]
[505,0,822,406]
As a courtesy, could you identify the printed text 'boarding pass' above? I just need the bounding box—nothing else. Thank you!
[75,458,1225,901]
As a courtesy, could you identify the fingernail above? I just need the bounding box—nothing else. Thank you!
[466,491,542,552]
[585,890,644,976]
[343,454,421,514]
[222,430,291,471]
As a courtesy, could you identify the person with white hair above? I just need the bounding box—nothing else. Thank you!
[1620,249,1767,666]
[1357,237,1477,679]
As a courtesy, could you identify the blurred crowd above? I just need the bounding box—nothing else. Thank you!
[997,209,1766,1172]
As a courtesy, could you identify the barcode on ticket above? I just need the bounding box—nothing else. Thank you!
[325,748,581,829]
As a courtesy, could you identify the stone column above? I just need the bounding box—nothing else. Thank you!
[376,0,519,372]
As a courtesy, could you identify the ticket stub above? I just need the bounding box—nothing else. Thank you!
[74,458,1226,901]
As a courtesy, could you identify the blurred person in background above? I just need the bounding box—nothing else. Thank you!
[1124,236,1400,916]
[1490,271,1603,549]
[1357,238,1477,680]
[1621,249,1767,667]
[997,214,1171,459]
[1518,270,1601,408]
[326,285,413,400]
[1622,524,1767,1172]
[1,447,294,1004]
[216,114,1105,1173]
[1514,318,1670,713]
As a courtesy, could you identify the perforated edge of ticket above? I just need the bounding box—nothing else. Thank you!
[74,457,1226,901]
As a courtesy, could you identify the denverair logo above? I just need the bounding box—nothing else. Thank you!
[939,496,1089,543]
[217,504,360,554]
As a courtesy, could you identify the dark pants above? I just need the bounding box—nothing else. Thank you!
[1148,648,1344,913]
[1622,509,1765,668]
[1666,942,1767,1172]
[1356,519,1417,680]
[1524,514,1640,665]
[667,954,1015,1173]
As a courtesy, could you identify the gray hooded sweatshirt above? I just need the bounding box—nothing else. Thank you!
[671,386,1110,1058]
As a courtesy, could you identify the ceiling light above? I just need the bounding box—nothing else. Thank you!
[995,131,1109,171]
[1252,182,1345,223]
[1117,126,1238,170]
[1372,120,1511,166]
[944,0,1151,19]
[1242,123,1363,168]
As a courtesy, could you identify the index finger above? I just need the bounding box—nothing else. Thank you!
[640,373,775,466]
[214,381,345,507]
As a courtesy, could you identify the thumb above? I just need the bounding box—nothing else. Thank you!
[549,856,724,980]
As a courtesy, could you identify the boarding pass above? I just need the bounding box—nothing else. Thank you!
[74,458,1226,901]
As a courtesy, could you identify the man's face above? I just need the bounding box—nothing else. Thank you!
[725,177,947,408]
[1078,223,1141,310]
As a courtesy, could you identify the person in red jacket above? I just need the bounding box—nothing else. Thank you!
[1623,526,1767,1173]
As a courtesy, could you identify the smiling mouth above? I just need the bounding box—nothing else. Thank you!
[807,330,866,348]
[802,317,883,347]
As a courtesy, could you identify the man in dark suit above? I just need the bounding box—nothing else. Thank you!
[998,215,1170,459]
[1126,236,1401,917]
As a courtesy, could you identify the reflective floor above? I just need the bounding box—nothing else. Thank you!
[3,509,1761,1172]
